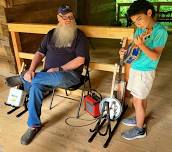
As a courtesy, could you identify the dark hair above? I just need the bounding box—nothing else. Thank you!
[127,0,155,18]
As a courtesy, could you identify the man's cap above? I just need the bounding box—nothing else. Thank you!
[58,5,72,15]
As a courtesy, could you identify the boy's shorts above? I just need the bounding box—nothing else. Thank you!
[127,68,155,99]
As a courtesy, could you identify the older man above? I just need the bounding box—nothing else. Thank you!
[17,5,89,145]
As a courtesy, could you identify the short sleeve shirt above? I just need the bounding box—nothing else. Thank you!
[38,28,90,74]
[131,22,168,71]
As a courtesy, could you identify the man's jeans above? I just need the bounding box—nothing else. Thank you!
[21,71,80,127]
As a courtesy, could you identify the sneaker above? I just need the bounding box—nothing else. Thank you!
[121,127,146,140]
[5,75,23,87]
[122,117,136,126]
[20,127,41,145]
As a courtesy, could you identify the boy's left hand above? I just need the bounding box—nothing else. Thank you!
[134,36,144,47]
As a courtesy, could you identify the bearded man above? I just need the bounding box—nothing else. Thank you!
[16,5,89,145]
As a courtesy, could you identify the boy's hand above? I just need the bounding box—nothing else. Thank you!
[134,36,144,47]
[119,48,127,59]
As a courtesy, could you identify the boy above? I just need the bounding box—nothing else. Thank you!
[119,0,168,140]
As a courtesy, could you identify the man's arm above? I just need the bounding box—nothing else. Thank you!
[29,52,45,72]
[47,56,85,72]
[24,51,45,82]
[62,56,85,70]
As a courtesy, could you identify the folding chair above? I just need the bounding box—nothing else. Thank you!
[49,63,91,118]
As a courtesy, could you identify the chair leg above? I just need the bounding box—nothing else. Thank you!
[76,79,87,118]
[76,89,84,118]
[87,72,91,90]
[65,90,69,96]
[88,79,91,90]
[76,75,92,118]
[49,89,55,110]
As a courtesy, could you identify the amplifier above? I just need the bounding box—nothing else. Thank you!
[84,94,100,118]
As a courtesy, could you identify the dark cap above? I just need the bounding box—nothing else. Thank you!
[58,5,72,15]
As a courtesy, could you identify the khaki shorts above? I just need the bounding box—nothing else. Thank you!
[127,68,155,99]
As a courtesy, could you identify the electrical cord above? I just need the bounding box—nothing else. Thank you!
[64,114,100,128]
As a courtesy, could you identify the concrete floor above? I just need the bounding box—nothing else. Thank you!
[0,34,172,152]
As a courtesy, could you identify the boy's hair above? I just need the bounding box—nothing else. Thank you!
[127,0,156,18]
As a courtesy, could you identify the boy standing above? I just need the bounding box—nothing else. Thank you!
[120,0,168,140]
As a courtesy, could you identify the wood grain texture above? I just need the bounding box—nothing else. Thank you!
[8,23,134,39]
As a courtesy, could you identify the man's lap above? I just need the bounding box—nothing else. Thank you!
[22,70,81,90]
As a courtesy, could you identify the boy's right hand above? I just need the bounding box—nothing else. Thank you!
[23,70,35,82]
[119,48,127,59]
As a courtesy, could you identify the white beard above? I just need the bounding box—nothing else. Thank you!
[53,22,77,48]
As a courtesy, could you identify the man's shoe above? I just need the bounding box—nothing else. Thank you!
[20,127,41,145]
[5,71,26,87]
[5,75,23,87]
[122,117,137,126]
[121,127,146,140]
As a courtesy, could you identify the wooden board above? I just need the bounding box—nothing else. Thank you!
[2,0,70,7]
[0,6,16,76]
[8,23,134,40]
[0,60,14,76]
[0,6,6,22]
[0,0,7,7]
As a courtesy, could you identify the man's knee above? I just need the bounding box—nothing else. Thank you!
[29,84,45,97]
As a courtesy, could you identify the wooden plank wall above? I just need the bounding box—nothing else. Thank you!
[5,0,75,23]
[77,0,116,26]
[0,0,7,7]
[0,5,16,76]
[5,0,72,55]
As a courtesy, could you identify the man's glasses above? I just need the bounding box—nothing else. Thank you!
[59,14,75,20]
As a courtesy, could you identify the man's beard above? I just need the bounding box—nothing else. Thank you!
[53,22,77,48]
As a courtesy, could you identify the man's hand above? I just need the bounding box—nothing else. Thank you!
[119,48,127,59]
[23,70,35,82]
[47,68,59,73]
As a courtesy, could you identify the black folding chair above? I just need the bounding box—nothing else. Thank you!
[49,63,91,118]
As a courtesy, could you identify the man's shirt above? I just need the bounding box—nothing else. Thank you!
[38,28,89,74]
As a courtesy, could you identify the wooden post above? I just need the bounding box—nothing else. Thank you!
[10,31,23,72]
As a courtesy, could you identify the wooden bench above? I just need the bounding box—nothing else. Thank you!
[8,23,134,72]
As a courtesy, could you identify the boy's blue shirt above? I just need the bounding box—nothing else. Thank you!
[131,22,168,71]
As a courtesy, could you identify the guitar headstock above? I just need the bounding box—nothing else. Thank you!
[120,37,128,49]
[119,37,128,63]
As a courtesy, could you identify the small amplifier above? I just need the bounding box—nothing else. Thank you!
[84,90,102,118]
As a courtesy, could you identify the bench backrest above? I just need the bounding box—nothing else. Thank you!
[8,23,134,72]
